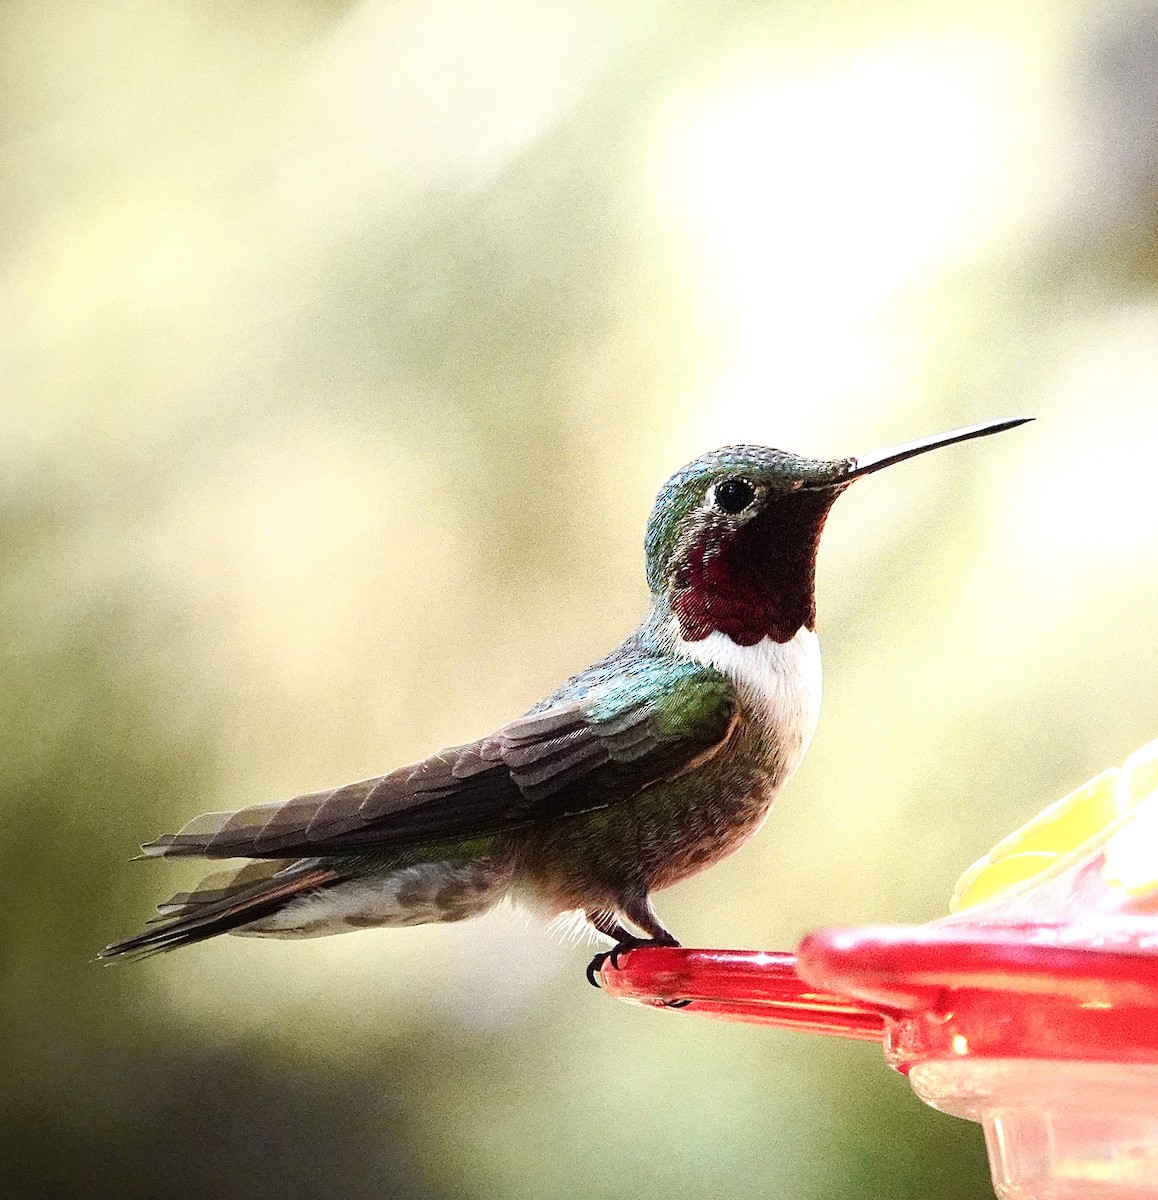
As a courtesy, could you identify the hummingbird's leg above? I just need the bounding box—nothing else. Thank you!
[584,896,692,1008]
[608,893,693,1009]
[616,892,679,951]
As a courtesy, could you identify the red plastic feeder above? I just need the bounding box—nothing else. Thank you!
[598,744,1158,1200]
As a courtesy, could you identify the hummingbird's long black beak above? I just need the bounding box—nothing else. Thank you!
[842,417,1033,482]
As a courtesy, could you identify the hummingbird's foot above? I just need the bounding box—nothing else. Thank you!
[585,935,679,989]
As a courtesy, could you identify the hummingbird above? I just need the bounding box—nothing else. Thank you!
[102,417,1030,986]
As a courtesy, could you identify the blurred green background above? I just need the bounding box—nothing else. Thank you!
[5,1,1158,1197]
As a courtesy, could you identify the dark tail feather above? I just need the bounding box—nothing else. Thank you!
[100,862,341,960]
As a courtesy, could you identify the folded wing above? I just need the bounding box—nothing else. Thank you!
[139,656,738,861]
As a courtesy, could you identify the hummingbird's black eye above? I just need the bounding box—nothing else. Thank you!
[713,478,756,515]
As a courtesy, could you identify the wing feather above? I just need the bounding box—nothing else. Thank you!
[137,654,737,861]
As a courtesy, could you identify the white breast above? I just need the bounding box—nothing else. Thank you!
[673,624,822,784]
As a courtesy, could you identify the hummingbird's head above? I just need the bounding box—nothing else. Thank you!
[645,418,1031,648]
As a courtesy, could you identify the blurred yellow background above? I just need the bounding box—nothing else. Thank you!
[5,1,1158,1197]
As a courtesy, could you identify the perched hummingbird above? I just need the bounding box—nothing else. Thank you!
[103,418,1030,985]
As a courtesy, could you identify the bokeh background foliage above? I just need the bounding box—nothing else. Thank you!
[5,1,1158,1197]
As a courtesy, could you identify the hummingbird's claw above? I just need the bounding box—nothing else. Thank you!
[585,942,636,987]
[586,951,611,988]
[607,941,635,970]
[586,944,694,1007]
[586,935,674,988]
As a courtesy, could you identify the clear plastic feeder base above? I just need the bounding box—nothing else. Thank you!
[910,1060,1158,1200]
